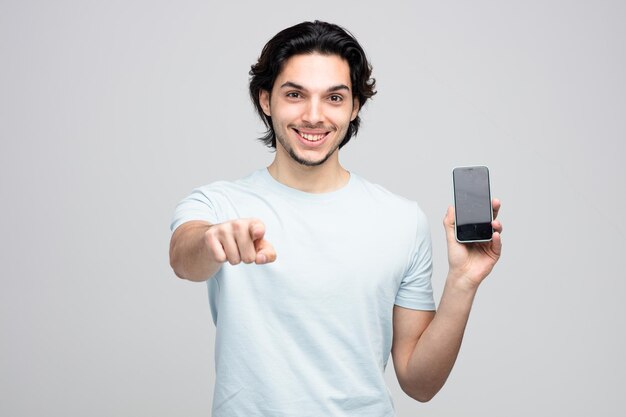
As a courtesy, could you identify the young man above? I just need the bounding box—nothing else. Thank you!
[170,21,502,417]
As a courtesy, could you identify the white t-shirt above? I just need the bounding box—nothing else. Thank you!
[171,169,435,417]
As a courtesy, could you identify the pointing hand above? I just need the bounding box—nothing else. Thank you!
[204,218,277,265]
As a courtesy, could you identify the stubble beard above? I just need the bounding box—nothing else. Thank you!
[274,129,345,167]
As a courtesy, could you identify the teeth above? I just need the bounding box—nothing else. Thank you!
[300,132,325,141]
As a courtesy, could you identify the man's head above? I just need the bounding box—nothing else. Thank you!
[249,21,376,151]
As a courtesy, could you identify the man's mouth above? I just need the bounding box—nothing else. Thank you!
[293,129,330,142]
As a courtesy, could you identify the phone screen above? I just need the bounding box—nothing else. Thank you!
[453,166,493,242]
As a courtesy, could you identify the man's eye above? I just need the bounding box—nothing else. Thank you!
[286,92,301,98]
[329,95,343,102]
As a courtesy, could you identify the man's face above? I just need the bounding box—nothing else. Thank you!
[260,53,359,167]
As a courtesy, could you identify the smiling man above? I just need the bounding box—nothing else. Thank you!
[169,21,502,417]
[260,54,358,169]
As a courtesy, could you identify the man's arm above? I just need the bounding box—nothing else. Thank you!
[392,200,503,402]
[169,219,277,282]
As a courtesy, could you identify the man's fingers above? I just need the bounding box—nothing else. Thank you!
[207,219,275,266]
[220,232,242,265]
[231,221,256,264]
[491,199,502,236]
[254,239,277,264]
[491,231,503,257]
[205,233,227,263]
[249,220,276,264]
[492,219,503,234]
[492,198,501,220]
[249,220,266,241]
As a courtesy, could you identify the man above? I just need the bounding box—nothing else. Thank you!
[170,20,502,417]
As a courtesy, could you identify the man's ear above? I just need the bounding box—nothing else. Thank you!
[351,97,360,121]
[259,90,271,116]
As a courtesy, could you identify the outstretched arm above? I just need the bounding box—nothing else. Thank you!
[392,199,502,402]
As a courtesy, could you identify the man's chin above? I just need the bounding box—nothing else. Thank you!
[289,149,333,167]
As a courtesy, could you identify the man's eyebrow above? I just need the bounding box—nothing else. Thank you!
[280,82,305,90]
[279,82,351,93]
[326,84,351,93]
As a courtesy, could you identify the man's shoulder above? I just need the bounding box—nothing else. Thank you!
[351,173,430,228]
[351,173,419,209]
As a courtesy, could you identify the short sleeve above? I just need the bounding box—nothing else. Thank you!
[394,205,436,311]
[169,186,222,232]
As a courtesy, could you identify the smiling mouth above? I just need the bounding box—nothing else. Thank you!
[293,129,329,142]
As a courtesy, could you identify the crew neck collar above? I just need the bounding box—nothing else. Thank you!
[257,167,355,201]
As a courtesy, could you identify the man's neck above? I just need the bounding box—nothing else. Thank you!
[267,155,350,194]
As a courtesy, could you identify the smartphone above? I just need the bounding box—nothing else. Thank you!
[452,166,493,243]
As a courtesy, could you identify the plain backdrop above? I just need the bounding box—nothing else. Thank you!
[1,0,625,415]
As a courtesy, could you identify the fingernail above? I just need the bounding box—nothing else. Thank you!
[257,254,267,264]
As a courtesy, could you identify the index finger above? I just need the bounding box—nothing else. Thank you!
[248,219,266,241]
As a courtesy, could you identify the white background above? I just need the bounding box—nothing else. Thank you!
[1,0,625,415]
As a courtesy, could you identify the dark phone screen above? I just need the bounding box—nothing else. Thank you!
[453,166,493,241]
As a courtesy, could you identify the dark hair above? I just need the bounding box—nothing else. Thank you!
[249,20,377,149]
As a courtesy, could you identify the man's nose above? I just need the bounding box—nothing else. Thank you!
[302,99,323,124]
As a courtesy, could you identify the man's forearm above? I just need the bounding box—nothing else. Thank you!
[403,274,478,401]
[169,222,221,282]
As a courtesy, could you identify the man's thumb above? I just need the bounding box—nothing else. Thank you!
[443,206,456,239]
[255,239,277,264]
